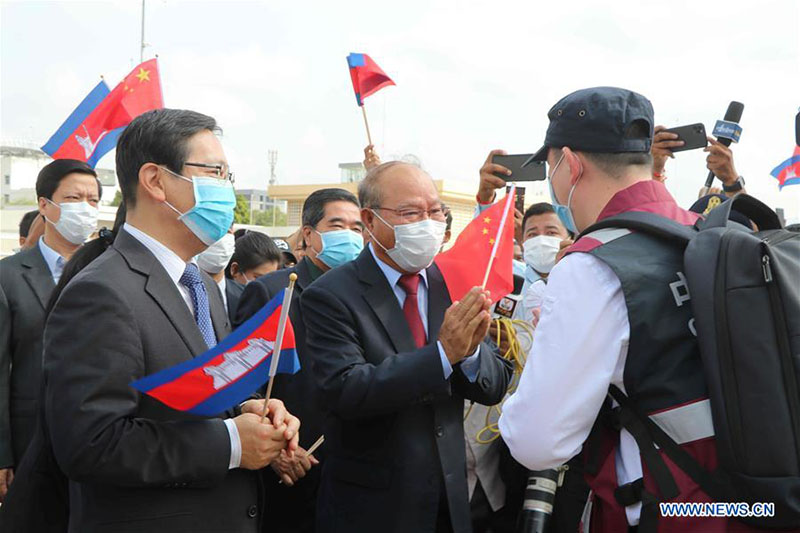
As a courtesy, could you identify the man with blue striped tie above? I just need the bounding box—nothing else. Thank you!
[41,109,302,533]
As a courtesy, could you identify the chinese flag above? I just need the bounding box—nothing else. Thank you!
[435,191,515,304]
[116,58,164,117]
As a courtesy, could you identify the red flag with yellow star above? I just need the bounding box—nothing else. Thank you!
[434,189,515,304]
[41,59,163,167]
[116,58,163,117]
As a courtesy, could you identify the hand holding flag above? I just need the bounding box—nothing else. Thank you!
[435,187,516,304]
[131,288,300,416]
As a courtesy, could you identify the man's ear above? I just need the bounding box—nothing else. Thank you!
[562,147,584,186]
[301,226,314,249]
[361,208,374,232]
[229,262,240,277]
[37,196,49,215]
[137,163,167,203]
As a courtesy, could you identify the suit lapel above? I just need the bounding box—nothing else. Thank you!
[356,249,417,354]
[115,229,209,357]
[425,262,451,342]
[204,274,230,342]
[20,246,55,310]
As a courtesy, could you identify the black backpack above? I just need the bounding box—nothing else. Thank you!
[581,194,800,530]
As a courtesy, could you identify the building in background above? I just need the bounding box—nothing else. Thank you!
[268,177,549,250]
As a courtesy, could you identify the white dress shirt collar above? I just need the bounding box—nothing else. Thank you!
[123,223,190,286]
[367,242,429,290]
[38,236,65,284]
[216,276,228,311]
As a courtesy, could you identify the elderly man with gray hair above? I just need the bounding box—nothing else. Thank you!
[301,161,513,533]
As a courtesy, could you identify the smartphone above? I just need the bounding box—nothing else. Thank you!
[506,185,525,214]
[664,123,708,152]
[492,154,546,182]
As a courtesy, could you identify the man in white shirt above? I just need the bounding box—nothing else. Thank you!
[500,88,725,533]
[43,109,301,532]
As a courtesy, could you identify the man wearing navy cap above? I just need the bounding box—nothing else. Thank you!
[500,88,735,532]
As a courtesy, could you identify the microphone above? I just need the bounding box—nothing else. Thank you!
[702,101,744,195]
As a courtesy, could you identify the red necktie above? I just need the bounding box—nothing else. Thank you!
[397,274,427,348]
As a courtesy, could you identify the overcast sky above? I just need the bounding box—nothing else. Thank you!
[2,0,799,220]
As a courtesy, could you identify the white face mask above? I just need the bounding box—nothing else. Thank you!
[45,200,98,245]
[370,210,447,273]
[523,235,562,274]
[196,233,235,274]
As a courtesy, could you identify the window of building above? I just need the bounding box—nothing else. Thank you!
[4,175,10,186]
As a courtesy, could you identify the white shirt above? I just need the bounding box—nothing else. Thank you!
[216,276,229,313]
[38,237,65,284]
[123,223,242,470]
[498,252,644,525]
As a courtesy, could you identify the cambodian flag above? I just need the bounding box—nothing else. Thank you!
[770,145,800,190]
[42,59,163,168]
[131,290,300,416]
[41,80,129,168]
[347,53,395,106]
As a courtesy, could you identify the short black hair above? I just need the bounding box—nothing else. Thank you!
[552,121,653,178]
[115,108,220,208]
[19,209,40,238]
[226,231,282,278]
[522,202,556,233]
[302,188,360,228]
[35,159,98,201]
[445,207,453,232]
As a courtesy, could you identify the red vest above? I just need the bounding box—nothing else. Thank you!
[569,181,759,533]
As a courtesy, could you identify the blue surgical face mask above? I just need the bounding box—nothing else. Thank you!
[161,167,236,246]
[547,153,579,235]
[314,229,364,268]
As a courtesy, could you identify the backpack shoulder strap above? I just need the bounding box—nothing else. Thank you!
[578,211,697,247]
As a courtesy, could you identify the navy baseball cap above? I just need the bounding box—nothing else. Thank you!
[689,194,753,228]
[523,87,654,166]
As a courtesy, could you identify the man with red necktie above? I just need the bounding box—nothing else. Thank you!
[301,161,513,533]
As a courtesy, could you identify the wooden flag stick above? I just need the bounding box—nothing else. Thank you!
[361,105,373,146]
[306,435,325,457]
[261,273,298,423]
[481,185,515,289]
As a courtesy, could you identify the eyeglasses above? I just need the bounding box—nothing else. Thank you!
[185,162,235,183]
[374,205,447,224]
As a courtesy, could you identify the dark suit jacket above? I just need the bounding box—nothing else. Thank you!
[224,278,245,325]
[0,244,56,467]
[235,258,325,533]
[300,248,514,533]
[43,228,260,533]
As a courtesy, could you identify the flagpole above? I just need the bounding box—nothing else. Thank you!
[481,185,515,289]
[361,105,373,146]
[261,273,298,423]
[306,435,325,457]
[140,0,146,63]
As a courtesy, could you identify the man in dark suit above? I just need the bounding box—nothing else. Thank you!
[301,161,514,533]
[43,109,300,532]
[0,159,101,501]
[235,187,364,533]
